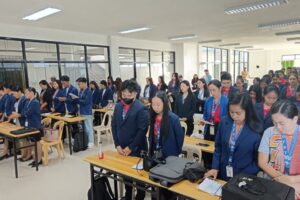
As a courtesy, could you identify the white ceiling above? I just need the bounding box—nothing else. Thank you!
[1,0,300,50]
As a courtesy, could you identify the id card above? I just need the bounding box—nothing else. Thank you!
[226,165,233,178]
[25,120,28,127]
[209,125,215,135]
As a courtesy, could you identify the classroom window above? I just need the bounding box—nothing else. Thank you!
[59,44,84,61]
[0,39,23,61]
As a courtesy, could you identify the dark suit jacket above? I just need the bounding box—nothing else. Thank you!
[143,84,157,100]
[255,102,273,132]
[52,89,66,114]
[92,88,101,106]
[112,100,149,156]
[99,88,113,107]
[174,93,196,121]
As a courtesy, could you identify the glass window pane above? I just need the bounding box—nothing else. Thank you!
[60,63,87,86]
[120,64,134,80]
[88,63,109,83]
[136,63,150,94]
[163,52,174,63]
[60,44,84,61]
[0,40,23,60]
[208,48,215,79]
[200,47,208,69]
[87,46,108,62]
[151,63,163,85]
[0,63,26,89]
[164,63,174,83]
[119,48,134,62]
[27,63,59,90]
[150,51,162,62]
[136,50,149,63]
[25,42,57,61]
[215,49,221,79]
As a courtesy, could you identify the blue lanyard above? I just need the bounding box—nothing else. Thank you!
[281,126,299,175]
[122,108,126,120]
[154,122,161,149]
[211,99,220,121]
[228,123,244,165]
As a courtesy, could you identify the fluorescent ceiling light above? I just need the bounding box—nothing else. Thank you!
[225,0,288,15]
[169,34,197,41]
[287,37,300,41]
[235,46,253,49]
[258,19,300,30]
[119,27,150,34]
[198,39,222,44]
[23,7,61,21]
[275,30,300,36]
[219,43,240,47]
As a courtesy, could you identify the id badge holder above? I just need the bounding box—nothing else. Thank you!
[209,125,215,135]
[226,165,233,178]
[25,120,28,127]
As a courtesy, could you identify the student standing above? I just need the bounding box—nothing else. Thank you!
[167,72,180,110]
[221,72,239,98]
[1,84,16,119]
[51,80,65,114]
[59,75,79,116]
[157,76,168,92]
[191,74,199,90]
[249,84,263,105]
[39,80,53,113]
[143,77,157,101]
[89,81,101,107]
[255,84,279,133]
[112,80,149,200]
[235,77,247,94]
[107,76,115,94]
[99,80,113,108]
[280,72,298,100]
[194,78,210,114]
[258,100,300,198]
[174,80,196,136]
[205,93,262,181]
[71,77,94,148]
[203,69,213,84]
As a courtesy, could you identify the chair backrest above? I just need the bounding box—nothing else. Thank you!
[100,110,114,127]
[41,117,52,127]
[180,121,188,135]
[182,144,202,163]
[52,120,65,140]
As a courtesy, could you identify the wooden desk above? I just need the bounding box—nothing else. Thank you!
[43,114,85,155]
[85,150,222,200]
[184,136,215,154]
[0,122,40,178]
[93,108,114,114]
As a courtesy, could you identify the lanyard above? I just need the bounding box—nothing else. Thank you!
[211,99,220,121]
[154,121,161,150]
[228,122,244,165]
[281,126,299,175]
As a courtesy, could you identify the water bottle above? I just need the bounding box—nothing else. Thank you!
[98,142,104,159]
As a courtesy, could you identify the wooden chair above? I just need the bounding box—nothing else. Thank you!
[93,110,114,145]
[180,121,188,135]
[41,117,52,127]
[41,120,65,166]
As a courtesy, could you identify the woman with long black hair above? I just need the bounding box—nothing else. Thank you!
[157,76,168,92]
[167,72,180,110]
[39,80,53,113]
[194,78,210,114]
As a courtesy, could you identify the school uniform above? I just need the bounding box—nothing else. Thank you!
[157,83,168,92]
[0,94,16,118]
[63,85,79,115]
[108,85,115,94]
[222,86,239,98]
[174,93,196,136]
[136,84,141,99]
[212,116,261,181]
[91,88,101,106]
[280,85,297,100]
[255,103,273,133]
[52,89,66,114]
[14,96,27,126]
[143,84,157,100]
[40,88,53,113]
[148,112,184,158]
[99,88,113,107]
[194,88,210,114]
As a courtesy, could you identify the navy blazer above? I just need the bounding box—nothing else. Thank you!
[92,88,101,106]
[0,94,16,116]
[222,86,239,98]
[52,89,66,114]
[167,80,180,95]
[203,95,228,135]
[212,117,261,181]
[76,88,93,115]
[174,93,196,121]
[143,84,157,100]
[148,112,184,158]
[21,98,41,129]
[99,88,113,107]
[280,85,296,100]
[15,96,27,126]
[112,100,149,156]
[63,85,79,114]
[255,102,273,132]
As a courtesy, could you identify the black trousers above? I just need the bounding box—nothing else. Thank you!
[124,179,145,200]
[185,119,194,136]
[203,124,219,169]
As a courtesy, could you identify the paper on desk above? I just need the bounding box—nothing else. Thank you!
[199,119,214,126]
[132,162,143,170]
[198,178,222,196]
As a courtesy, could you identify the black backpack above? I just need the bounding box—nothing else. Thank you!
[87,176,115,200]
[222,173,295,200]
[73,128,88,152]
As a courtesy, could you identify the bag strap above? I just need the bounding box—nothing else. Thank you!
[103,176,115,199]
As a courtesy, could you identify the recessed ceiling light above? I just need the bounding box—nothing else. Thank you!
[219,43,240,47]
[258,19,300,30]
[119,27,150,34]
[198,39,222,44]
[22,7,61,21]
[287,37,300,41]
[169,34,197,41]
[235,46,253,49]
[225,0,288,15]
[275,30,300,36]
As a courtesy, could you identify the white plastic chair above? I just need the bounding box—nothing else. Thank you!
[93,110,114,145]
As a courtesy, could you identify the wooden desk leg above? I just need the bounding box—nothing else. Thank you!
[66,123,72,155]
[12,138,18,178]
[90,164,94,200]
[34,141,38,172]
[114,174,118,199]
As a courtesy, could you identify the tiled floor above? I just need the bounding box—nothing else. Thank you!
[0,139,117,200]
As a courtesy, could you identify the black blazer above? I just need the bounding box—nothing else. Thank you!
[41,88,53,112]
[143,84,157,100]
[174,93,196,121]
[255,102,273,133]
[157,83,168,92]
[194,89,210,114]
